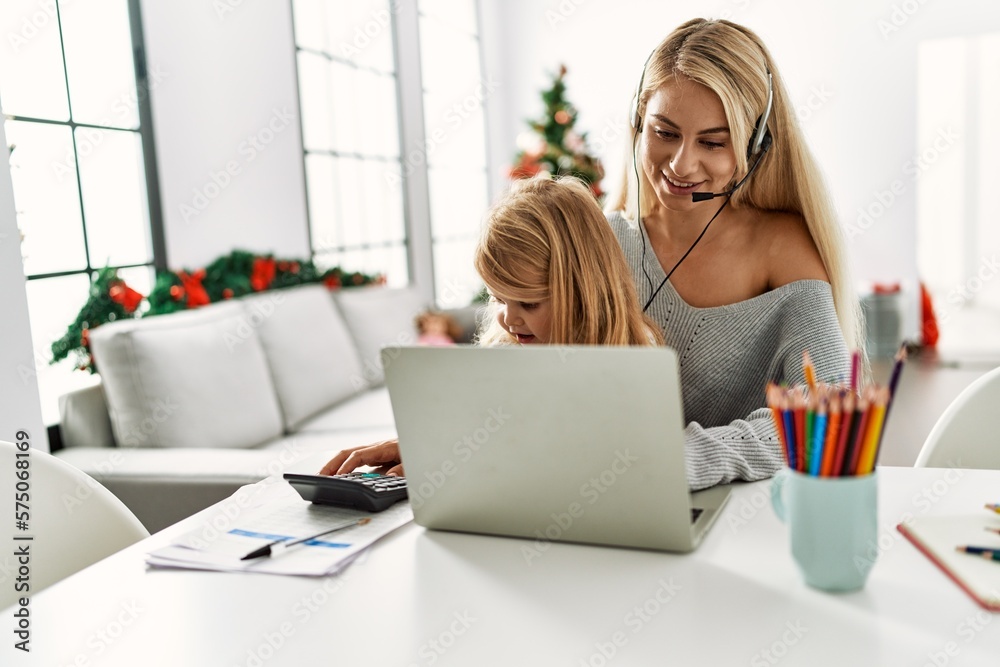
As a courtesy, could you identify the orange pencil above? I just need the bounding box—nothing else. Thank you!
[847,389,873,476]
[803,350,817,393]
[858,387,889,474]
[820,394,842,476]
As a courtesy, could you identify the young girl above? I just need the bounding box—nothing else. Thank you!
[320,176,661,476]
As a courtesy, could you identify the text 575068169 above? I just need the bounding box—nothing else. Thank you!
[12,430,32,653]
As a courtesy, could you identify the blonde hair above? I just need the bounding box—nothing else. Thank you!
[476,176,662,347]
[612,18,864,352]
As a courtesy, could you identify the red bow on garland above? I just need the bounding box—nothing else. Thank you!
[171,270,210,308]
[108,282,144,313]
[251,257,277,292]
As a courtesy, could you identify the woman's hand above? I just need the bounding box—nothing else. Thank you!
[319,439,404,477]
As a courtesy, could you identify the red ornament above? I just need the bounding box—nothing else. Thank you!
[81,327,90,348]
[554,109,571,125]
[323,274,341,290]
[108,281,144,313]
[251,257,277,292]
[290,262,300,274]
[222,288,234,299]
[169,285,184,300]
[177,270,210,308]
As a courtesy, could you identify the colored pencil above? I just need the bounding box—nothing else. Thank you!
[766,384,789,466]
[956,546,1000,561]
[782,401,797,471]
[793,391,806,473]
[803,350,817,393]
[820,394,842,476]
[849,349,860,393]
[832,392,855,477]
[810,402,827,476]
[985,504,1000,515]
[858,387,888,474]
[845,392,870,476]
[887,344,907,408]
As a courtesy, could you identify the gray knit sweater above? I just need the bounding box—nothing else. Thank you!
[607,212,851,490]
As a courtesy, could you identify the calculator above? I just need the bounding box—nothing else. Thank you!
[283,472,408,512]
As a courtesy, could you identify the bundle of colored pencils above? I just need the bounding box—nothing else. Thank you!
[766,347,906,477]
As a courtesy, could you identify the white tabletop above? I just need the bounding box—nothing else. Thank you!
[8,466,1000,666]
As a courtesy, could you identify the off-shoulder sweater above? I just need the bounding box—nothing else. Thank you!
[607,212,851,490]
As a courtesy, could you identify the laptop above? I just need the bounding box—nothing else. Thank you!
[381,345,732,552]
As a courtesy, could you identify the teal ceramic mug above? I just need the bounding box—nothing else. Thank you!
[770,469,878,592]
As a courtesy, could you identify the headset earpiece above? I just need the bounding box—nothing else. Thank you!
[746,72,774,160]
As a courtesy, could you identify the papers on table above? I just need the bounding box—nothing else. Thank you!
[146,477,413,576]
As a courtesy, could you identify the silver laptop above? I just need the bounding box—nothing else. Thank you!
[382,345,731,552]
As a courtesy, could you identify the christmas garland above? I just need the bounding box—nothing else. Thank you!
[51,250,384,374]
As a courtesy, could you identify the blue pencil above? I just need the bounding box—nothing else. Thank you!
[810,410,827,476]
[782,408,796,470]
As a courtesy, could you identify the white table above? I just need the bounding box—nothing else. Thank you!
[6,467,1000,666]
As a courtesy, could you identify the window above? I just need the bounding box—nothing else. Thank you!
[291,0,408,285]
[418,0,490,307]
[916,32,1000,349]
[0,0,163,423]
[291,0,491,306]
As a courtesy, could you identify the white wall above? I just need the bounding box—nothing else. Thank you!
[0,120,47,451]
[479,0,1000,343]
[139,0,310,268]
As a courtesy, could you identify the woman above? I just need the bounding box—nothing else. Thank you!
[609,18,858,489]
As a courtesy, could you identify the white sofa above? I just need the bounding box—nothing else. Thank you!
[55,284,481,533]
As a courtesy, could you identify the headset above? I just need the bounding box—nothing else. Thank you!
[630,48,775,312]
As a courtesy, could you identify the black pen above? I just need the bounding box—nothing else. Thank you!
[241,517,371,560]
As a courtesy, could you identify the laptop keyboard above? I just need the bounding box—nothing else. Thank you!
[691,508,703,524]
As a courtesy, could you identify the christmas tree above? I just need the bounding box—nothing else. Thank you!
[508,64,605,197]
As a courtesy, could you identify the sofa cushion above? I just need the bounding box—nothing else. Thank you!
[295,386,395,432]
[334,286,428,386]
[90,301,284,449]
[245,285,366,430]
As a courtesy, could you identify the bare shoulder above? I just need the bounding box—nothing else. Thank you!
[760,211,829,288]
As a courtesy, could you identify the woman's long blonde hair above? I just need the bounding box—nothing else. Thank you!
[476,176,662,347]
[612,18,864,352]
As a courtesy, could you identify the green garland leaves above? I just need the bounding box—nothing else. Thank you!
[51,250,384,373]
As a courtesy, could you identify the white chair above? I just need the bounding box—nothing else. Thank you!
[914,365,1000,469]
[0,440,149,610]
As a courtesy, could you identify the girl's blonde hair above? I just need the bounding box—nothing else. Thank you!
[612,18,864,352]
[476,176,662,347]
